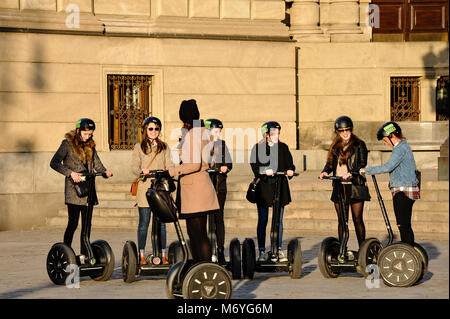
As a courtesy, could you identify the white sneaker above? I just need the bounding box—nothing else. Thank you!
[278,250,288,262]
[258,251,266,262]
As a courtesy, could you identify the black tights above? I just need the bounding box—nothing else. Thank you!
[334,201,366,247]
[186,214,211,263]
[64,204,94,258]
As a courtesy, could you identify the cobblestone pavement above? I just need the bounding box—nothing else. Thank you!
[0,230,447,300]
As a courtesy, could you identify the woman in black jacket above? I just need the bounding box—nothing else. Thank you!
[205,118,233,263]
[50,118,112,263]
[250,121,295,262]
[319,116,370,248]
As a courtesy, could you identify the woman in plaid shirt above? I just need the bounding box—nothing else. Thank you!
[360,122,419,245]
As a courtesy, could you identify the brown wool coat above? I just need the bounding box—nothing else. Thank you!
[131,142,174,207]
[50,130,106,206]
[169,126,219,216]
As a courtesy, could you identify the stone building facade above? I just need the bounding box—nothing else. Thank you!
[0,0,448,229]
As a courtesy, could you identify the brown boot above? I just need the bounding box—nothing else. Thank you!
[140,255,148,265]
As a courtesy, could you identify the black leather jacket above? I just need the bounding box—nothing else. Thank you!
[322,139,368,186]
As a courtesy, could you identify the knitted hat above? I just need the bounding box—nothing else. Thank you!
[179,99,200,125]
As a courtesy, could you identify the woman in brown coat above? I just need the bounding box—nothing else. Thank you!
[131,116,173,265]
[50,118,112,262]
[164,99,220,263]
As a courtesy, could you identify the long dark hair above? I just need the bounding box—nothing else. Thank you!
[326,131,360,167]
[140,123,167,155]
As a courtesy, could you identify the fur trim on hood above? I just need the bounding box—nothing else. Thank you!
[65,130,96,164]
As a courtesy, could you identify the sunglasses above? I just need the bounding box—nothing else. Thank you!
[147,127,160,132]
[337,128,352,133]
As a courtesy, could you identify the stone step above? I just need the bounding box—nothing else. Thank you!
[96,179,449,193]
[56,202,449,222]
[47,213,448,237]
[96,189,449,205]
[95,190,449,211]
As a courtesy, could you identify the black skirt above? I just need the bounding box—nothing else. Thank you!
[331,183,365,204]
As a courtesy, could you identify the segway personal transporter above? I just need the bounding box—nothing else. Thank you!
[121,172,183,283]
[241,172,303,279]
[207,168,242,279]
[371,175,428,287]
[318,175,382,279]
[146,170,232,299]
[46,172,115,285]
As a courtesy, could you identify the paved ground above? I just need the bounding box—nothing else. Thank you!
[0,229,447,300]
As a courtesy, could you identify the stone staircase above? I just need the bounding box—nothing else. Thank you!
[45,170,449,241]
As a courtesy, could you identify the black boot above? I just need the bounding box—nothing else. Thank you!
[217,247,226,264]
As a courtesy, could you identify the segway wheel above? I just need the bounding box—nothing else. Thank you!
[318,237,341,279]
[182,263,232,299]
[90,240,115,281]
[229,238,242,279]
[166,261,185,299]
[357,238,382,278]
[377,243,423,287]
[413,243,429,284]
[47,243,77,285]
[287,237,302,279]
[168,241,183,265]
[242,238,256,279]
[122,241,138,283]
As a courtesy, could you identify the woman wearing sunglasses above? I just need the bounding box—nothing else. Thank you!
[131,116,173,265]
[319,116,370,249]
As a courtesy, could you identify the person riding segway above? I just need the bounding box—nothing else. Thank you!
[361,122,428,287]
[122,117,181,282]
[318,116,380,278]
[48,119,115,285]
[241,121,302,279]
[204,119,242,279]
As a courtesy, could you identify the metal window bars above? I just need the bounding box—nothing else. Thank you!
[390,77,420,121]
[108,75,152,150]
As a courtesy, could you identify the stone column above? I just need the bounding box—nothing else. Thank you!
[289,0,329,42]
[326,0,369,42]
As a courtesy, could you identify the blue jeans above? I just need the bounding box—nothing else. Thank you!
[256,203,284,251]
[137,207,166,251]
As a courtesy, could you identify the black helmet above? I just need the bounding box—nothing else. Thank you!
[377,121,402,141]
[261,121,281,136]
[334,116,353,131]
[76,118,95,131]
[205,119,223,130]
[142,116,162,133]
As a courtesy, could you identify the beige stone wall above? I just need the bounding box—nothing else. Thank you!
[0,32,296,154]
[297,41,449,149]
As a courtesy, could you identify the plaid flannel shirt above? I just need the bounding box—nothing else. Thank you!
[390,185,420,200]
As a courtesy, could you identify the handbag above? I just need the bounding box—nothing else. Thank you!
[131,152,158,196]
[246,177,260,204]
[74,180,90,198]
[415,169,421,190]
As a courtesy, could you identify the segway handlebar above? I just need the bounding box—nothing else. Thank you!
[258,171,299,177]
[207,168,230,174]
[81,172,112,178]
[320,175,352,181]
[140,169,174,182]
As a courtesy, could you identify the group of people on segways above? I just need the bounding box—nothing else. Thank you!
[318,116,428,287]
[47,100,427,294]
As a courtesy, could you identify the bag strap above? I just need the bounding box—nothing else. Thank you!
[137,151,158,181]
